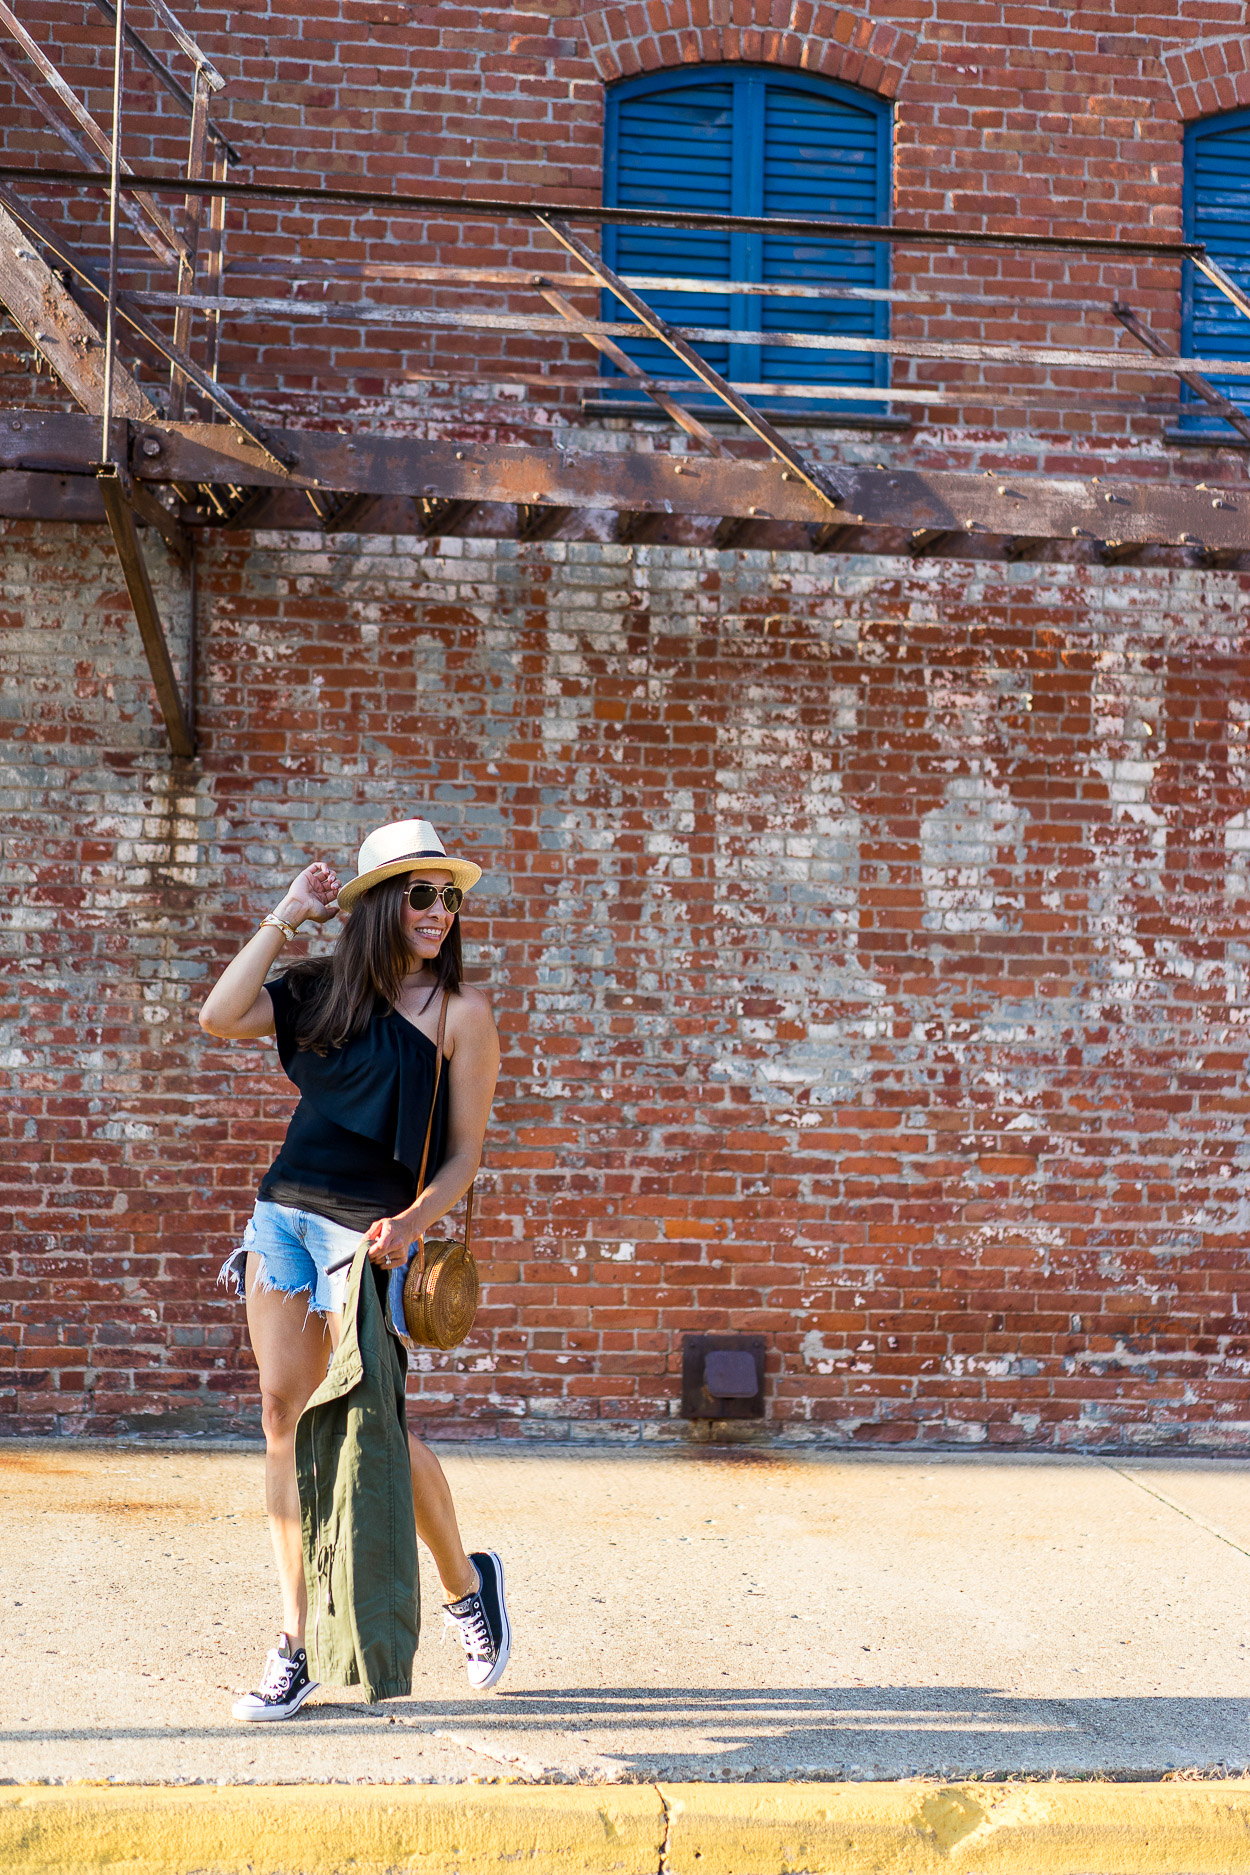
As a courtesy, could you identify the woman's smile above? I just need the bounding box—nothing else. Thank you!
[404,870,455,955]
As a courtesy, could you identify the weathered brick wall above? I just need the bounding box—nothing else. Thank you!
[3,523,1248,1447]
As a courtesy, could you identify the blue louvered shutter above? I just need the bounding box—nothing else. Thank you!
[758,79,887,396]
[601,66,890,414]
[1183,110,1250,433]
[604,78,736,386]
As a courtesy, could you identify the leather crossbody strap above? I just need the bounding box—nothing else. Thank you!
[413,992,447,1195]
[412,992,474,1272]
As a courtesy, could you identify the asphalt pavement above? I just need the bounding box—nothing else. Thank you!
[2,1440,1248,1785]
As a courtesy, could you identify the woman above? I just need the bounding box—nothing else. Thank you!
[199,817,509,1720]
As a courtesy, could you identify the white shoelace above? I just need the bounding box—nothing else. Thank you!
[258,1649,297,1697]
[444,1602,493,1663]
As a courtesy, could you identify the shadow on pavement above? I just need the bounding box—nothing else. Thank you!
[7,1686,1249,1776]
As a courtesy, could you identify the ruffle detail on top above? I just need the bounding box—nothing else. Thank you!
[271,986,448,1185]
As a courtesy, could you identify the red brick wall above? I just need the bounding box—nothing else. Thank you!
[3,524,1249,1447]
[2,0,1249,1446]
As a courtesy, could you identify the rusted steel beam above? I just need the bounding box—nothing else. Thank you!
[104,420,1250,552]
[517,501,573,542]
[537,280,726,456]
[7,412,1250,555]
[0,467,107,520]
[713,516,754,549]
[416,496,478,538]
[616,510,677,545]
[96,464,194,757]
[320,491,378,533]
[1001,535,1047,562]
[0,162,1206,260]
[7,466,1247,570]
[1112,301,1250,443]
[0,203,156,417]
[809,523,860,554]
[536,213,844,509]
[127,476,191,564]
[908,528,959,557]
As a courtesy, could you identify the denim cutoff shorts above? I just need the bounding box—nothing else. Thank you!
[218,1199,365,1317]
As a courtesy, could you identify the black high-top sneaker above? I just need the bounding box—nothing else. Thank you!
[442,1550,511,1692]
[231,1636,318,1721]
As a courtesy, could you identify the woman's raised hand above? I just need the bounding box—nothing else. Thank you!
[279,861,340,927]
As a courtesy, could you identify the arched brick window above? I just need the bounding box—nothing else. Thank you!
[1182,107,1250,433]
[601,65,892,416]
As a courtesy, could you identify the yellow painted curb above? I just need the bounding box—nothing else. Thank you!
[660,1779,1250,1875]
[3,1779,1250,1875]
[0,1784,664,1875]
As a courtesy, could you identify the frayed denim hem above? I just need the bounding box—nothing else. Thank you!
[216,1243,338,1321]
[217,1245,248,1302]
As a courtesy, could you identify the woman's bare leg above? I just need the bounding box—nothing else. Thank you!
[409,1435,476,1602]
[245,1255,333,1647]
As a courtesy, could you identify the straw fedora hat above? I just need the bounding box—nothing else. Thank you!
[337,818,483,911]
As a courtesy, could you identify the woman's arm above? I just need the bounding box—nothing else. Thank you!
[198,861,340,1040]
[365,987,501,1265]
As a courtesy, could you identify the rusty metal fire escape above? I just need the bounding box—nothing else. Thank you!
[0,1,1248,754]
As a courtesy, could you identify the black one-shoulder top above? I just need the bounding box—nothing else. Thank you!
[256,971,450,1231]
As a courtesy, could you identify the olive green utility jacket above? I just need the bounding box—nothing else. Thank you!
[295,1245,420,1701]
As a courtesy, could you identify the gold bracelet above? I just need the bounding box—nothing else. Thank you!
[260,912,298,942]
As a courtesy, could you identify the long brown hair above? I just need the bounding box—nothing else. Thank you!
[284,872,463,1053]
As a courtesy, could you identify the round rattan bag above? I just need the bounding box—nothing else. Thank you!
[398,993,480,1352]
[402,1231,480,1351]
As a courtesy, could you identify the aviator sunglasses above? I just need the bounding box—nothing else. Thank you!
[407,881,464,916]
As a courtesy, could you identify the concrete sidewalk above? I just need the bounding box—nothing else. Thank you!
[2,1440,1249,1786]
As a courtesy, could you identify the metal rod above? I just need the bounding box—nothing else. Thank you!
[1112,302,1250,445]
[0,42,167,260]
[202,147,228,381]
[168,64,211,420]
[100,0,124,464]
[145,0,225,89]
[395,367,1182,414]
[88,0,239,159]
[538,281,726,456]
[0,161,1207,260]
[122,286,1250,378]
[88,0,237,157]
[536,213,844,507]
[222,255,1119,316]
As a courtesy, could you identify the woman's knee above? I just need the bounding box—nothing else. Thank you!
[260,1388,305,1445]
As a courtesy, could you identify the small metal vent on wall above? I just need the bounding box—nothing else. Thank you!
[680,1333,766,1420]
